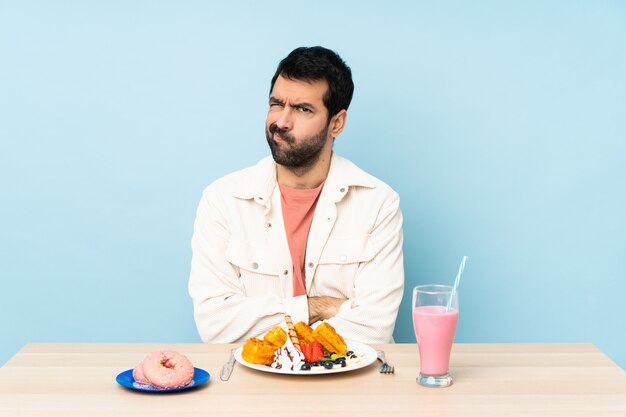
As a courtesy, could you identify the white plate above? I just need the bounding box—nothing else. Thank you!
[234,340,377,375]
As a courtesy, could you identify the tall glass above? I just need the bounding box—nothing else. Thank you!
[412,285,458,387]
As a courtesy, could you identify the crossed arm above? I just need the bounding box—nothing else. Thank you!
[307,296,346,324]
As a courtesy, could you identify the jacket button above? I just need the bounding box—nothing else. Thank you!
[283,269,289,275]
[339,187,346,193]
[340,255,347,262]
[267,222,272,228]
[307,262,314,268]
[252,262,259,270]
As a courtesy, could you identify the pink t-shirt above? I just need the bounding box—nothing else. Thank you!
[278,181,324,296]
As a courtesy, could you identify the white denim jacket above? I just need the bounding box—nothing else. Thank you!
[189,153,404,343]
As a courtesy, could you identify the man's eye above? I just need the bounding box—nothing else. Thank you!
[297,106,311,113]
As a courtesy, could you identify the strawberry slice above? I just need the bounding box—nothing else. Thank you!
[300,342,313,363]
[310,341,324,363]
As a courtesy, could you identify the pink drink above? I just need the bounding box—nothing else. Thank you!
[413,306,458,375]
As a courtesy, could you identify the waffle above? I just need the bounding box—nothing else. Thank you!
[263,326,287,347]
[241,338,277,365]
[294,321,316,345]
[312,322,347,355]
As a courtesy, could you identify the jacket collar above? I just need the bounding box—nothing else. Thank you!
[232,152,376,203]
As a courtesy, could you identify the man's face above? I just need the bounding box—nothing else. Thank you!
[265,75,332,169]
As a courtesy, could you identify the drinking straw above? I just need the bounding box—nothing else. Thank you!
[446,255,468,312]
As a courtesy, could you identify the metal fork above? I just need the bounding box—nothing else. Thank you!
[376,350,394,374]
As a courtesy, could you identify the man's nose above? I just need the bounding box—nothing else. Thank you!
[274,107,293,130]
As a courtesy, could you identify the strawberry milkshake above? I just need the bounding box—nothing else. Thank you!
[412,285,458,387]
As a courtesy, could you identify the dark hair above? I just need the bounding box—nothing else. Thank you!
[270,46,354,121]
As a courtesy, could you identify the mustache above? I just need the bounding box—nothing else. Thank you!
[269,123,295,144]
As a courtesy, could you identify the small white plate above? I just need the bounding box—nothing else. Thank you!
[234,341,377,375]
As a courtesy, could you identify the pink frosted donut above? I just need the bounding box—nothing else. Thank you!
[132,360,150,384]
[141,350,195,389]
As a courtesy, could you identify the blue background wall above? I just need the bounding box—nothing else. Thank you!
[1,1,625,369]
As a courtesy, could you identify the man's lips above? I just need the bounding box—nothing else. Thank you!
[269,124,294,144]
[273,132,292,144]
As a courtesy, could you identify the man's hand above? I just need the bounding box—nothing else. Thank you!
[307,296,347,325]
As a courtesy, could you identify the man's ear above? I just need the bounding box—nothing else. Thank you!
[329,109,347,138]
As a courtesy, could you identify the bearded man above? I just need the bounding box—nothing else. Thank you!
[189,46,404,344]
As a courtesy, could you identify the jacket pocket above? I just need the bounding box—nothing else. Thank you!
[318,235,375,265]
[225,237,281,296]
[312,235,375,298]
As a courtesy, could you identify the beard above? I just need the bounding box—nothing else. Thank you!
[265,122,330,169]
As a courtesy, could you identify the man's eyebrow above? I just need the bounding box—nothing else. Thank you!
[269,96,316,110]
[292,101,315,110]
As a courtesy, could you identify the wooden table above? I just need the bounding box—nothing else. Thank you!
[1,343,624,416]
